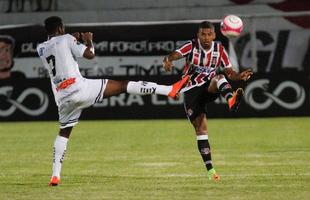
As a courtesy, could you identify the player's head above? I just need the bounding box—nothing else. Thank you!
[44,16,65,36]
[0,35,15,79]
[197,21,216,50]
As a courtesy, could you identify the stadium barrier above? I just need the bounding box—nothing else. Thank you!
[0,72,309,121]
[0,21,309,120]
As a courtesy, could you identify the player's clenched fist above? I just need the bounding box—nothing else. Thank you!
[81,32,93,42]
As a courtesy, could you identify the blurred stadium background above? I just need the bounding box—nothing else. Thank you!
[0,0,309,120]
[0,0,309,199]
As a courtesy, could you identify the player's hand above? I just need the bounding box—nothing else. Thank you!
[239,69,253,81]
[163,56,174,72]
[71,32,80,40]
[81,32,93,42]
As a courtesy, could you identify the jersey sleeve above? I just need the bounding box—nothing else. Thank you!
[220,45,232,68]
[66,34,87,58]
[36,43,44,57]
[175,41,193,57]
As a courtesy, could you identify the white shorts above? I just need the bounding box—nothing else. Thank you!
[57,78,108,129]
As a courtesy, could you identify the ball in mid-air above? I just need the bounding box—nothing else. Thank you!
[220,15,243,37]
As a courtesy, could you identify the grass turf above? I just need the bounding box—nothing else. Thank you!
[0,117,309,200]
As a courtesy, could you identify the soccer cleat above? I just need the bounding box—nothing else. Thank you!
[208,168,220,181]
[48,176,60,186]
[228,88,244,112]
[168,75,190,99]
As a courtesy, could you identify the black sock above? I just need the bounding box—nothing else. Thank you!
[197,139,213,170]
[218,81,233,101]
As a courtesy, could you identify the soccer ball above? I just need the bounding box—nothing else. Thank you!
[220,15,243,38]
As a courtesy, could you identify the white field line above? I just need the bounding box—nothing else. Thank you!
[134,162,180,167]
[2,172,309,179]
[119,173,310,178]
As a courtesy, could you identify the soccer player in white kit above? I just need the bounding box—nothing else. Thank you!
[37,16,189,186]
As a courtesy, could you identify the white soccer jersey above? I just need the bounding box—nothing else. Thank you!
[37,34,107,128]
[37,34,86,104]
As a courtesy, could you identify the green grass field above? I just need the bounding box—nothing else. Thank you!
[0,117,309,200]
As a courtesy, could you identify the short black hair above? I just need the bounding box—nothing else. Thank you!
[0,35,15,48]
[198,21,214,30]
[44,16,63,34]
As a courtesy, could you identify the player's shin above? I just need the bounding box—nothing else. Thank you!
[52,135,68,178]
[217,78,233,102]
[197,134,213,170]
[197,134,220,180]
[126,81,172,96]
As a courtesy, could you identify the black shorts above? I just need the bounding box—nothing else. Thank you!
[184,82,219,122]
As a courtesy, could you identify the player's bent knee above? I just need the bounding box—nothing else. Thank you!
[196,130,208,135]
[213,74,225,81]
[59,127,73,138]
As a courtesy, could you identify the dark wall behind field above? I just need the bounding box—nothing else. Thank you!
[0,18,309,121]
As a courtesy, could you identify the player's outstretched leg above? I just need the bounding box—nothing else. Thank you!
[103,75,189,99]
[168,75,190,99]
[127,75,189,99]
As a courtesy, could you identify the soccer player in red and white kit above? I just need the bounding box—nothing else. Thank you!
[163,21,252,181]
[37,16,189,186]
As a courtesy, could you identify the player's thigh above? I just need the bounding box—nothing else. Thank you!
[59,127,73,138]
[103,80,129,98]
[81,78,108,106]
[208,74,225,93]
[184,86,206,122]
[191,113,208,135]
[58,101,82,129]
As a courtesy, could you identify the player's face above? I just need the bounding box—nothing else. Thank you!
[197,28,216,50]
[0,42,13,71]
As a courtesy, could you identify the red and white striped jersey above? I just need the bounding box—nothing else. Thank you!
[176,39,232,91]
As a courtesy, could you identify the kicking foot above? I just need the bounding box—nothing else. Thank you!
[208,168,220,181]
[228,88,244,112]
[168,75,190,99]
[48,176,60,186]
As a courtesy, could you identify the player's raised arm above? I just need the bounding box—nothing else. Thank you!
[81,32,95,59]
[163,40,193,72]
[219,44,253,81]
[162,51,183,72]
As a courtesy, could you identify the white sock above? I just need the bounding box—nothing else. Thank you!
[216,77,228,89]
[126,81,172,96]
[196,135,208,140]
[52,135,68,178]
